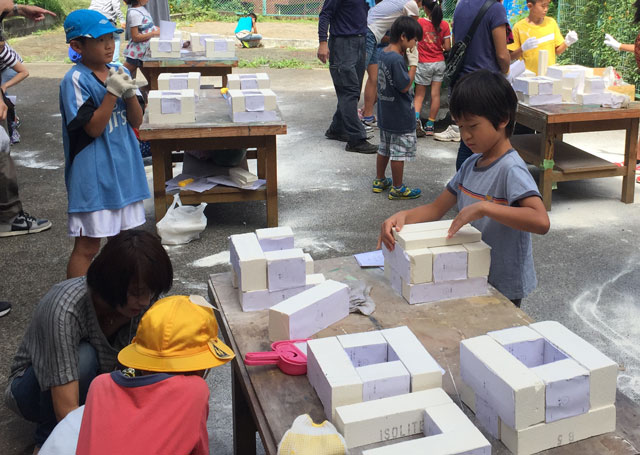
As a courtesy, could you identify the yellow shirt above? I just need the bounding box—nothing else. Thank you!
[508,16,565,73]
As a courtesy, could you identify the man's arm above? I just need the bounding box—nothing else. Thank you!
[11,4,56,21]
[317,0,338,63]
[50,381,79,422]
[492,24,510,74]
[1,60,28,92]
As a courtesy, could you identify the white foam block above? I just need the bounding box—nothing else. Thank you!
[392,220,454,238]
[357,361,410,402]
[231,268,238,288]
[227,72,270,90]
[547,64,589,81]
[538,76,562,94]
[395,247,433,285]
[147,89,196,124]
[307,337,363,420]
[238,280,314,312]
[530,321,618,408]
[577,92,612,106]
[228,167,258,186]
[335,388,451,449]
[458,379,476,413]
[255,226,294,252]
[229,233,267,292]
[487,325,547,367]
[584,76,606,94]
[475,393,501,439]
[268,280,350,341]
[516,92,563,106]
[304,253,314,274]
[460,335,545,429]
[402,276,488,305]
[395,225,482,251]
[157,72,201,94]
[464,241,491,278]
[500,404,616,455]
[388,262,403,295]
[265,248,305,291]
[537,49,548,76]
[149,37,181,58]
[514,77,539,95]
[204,37,236,58]
[337,331,388,367]
[228,88,277,113]
[382,326,443,391]
[531,358,590,422]
[189,32,215,52]
[306,273,325,286]
[431,245,468,282]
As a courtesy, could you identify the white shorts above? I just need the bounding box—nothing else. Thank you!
[415,61,446,86]
[68,201,146,238]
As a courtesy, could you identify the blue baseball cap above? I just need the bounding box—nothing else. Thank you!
[64,9,123,43]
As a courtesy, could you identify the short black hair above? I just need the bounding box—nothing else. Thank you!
[449,70,518,137]
[87,230,173,308]
[70,36,86,45]
[389,16,423,44]
[249,13,257,20]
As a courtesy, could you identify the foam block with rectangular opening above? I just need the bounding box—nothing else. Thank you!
[460,335,545,430]
[204,37,236,58]
[255,226,294,252]
[356,361,410,401]
[382,326,443,391]
[157,72,201,94]
[307,337,363,421]
[337,331,388,367]
[268,280,349,341]
[529,321,618,409]
[229,232,266,292]
[431,245,468,282]
[265,248,305,291]
[464,241,491,278]
[147,89,196,124]
[149,37,181,58]
[334,388,451,449]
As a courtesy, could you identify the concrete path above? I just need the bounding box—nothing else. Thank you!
[1,64,639,454]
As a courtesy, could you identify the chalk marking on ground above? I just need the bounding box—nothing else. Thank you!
[13,150,61,170]
[190,251,230,268]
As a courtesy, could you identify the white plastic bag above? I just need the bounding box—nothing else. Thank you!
[156,194,207,245]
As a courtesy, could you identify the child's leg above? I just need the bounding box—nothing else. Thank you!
[429,81,442,121]
[67,236,102,278]
[390,159,404,187]
[414,84,427,120]
[362,64,378,119]
[376,153,390,180]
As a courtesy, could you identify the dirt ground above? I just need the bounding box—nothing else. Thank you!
[9,20,320,65]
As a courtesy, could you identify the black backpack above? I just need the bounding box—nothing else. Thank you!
[444,0,496,87]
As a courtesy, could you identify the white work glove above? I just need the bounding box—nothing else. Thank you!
[521,37,539,52]
[406,45,418,67]
[105,67,137,98]
[123,78,148,99]
[604,33,621,51]
[505,70,515,85]
[564,30,578,47]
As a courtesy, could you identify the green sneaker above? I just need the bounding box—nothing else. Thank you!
[389,184,421,200]
[372,177,392,193]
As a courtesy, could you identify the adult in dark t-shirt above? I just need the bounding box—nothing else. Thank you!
[451,0,510,169]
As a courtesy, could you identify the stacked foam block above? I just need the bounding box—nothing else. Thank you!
[382,220,490,304]
[227,73,270,90]
[158,72,201,95]
[229,227,325,312]
[149,37,182,58]
[205,37,236,59]
[227,88,278,122]
[147,89,196,124]
[189,32,216,53]
[459,321,617,455]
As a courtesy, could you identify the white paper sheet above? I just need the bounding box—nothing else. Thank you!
[168,75,188,90]
[537,33,555,45]
[214,39,228,51]
[159,21,176,40]
[207,175,266,190]
[240,79,258,89]
[157,40,172,52]
[161,97,181,114]
[244,92,265,112]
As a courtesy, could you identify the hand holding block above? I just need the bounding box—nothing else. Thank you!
[227,73,270,90]
[265,248,306,291]
[229,232,267,292]
[255,226,294,251]
[268,280,349,341]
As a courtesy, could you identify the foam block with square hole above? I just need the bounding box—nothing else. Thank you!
[394,225,482,251]
[464,241,491,278]
[488,325,548,368]
[431,245,468,282]
[306,336,363,421]
[381,326,443,391]
[204,37,236,58]
[147,89,196,124]
[334,388,452,449]
[229,232,266,292]
[304,253,314,274]
[255,226,294,252]
[529,321,618,409]
[356,361,410,401]
[227,73,270,90]
[337,331,388,367]
[460,335,545,430]
[268,280,349,341]
[531,358,590,422]
[157,72,201,94]
[500,404,616,455]
[401,276,488,305]
[265,248,305,291]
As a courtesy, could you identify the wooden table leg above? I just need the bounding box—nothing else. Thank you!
[232,364,257,455]
[539,130,556,211]
[264,136,278,227]
[621,118,638,204]
[222,69,230,88]
[151,142,169,221]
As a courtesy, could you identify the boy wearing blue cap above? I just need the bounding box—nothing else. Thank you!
[60,9,150,279]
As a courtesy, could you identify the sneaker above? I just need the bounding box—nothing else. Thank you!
[362,116,377,128]
[10,128,20,144]
[434,125,460,142]
[0,301,11,317]
[389,184,421,200]
[416,119,426,138]
[346,140,378,154]
[424,123,434,136]
[0,211,52,237]
[372,177,392,193]
[325,129,349,142]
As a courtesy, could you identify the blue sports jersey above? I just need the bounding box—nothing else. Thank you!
[59,63,150,213]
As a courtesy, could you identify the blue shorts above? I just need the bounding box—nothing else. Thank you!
[365,29,379,66]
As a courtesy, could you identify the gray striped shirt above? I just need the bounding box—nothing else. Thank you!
[8,277,137,390]
[89,0,125,24]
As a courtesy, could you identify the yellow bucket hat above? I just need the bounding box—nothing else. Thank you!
[118,295,235,372]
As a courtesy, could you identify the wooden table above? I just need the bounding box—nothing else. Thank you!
[138,90,286,226]
[140,52,238,90]
[512,103,640,210]
[207,256,640,455]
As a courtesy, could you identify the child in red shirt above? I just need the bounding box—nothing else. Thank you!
[76,295,235,455]
[415,0,451,136]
